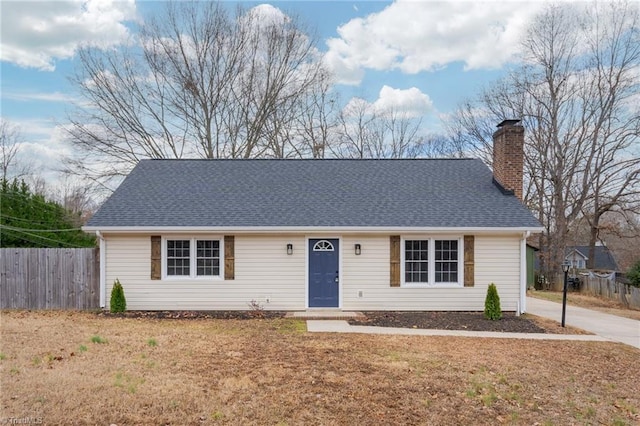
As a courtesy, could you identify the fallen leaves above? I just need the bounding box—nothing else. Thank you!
[1,310,638,425]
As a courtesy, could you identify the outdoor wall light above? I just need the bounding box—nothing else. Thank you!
[287,244,293,255]
[355,244,361,255]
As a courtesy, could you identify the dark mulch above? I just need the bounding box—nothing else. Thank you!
[348,311,548,333]
[98,310,554,334]
[98,310,286,320]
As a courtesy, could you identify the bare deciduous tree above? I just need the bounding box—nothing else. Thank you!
[0,119,32,181]
[66,2,331,188]
[284,68,340,159]
[568,209,640,272]
[442,1,640,285]
[332,98,376,159]
[578,1,640,267]
[332,98,425,159]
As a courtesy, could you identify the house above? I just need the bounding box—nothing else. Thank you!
[84,120,543,313]
[565,245,619,272]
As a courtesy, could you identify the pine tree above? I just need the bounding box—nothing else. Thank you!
[0,178,96,247]
[110,279,126,313]
[628,261,640,288]
[484,283,502,320]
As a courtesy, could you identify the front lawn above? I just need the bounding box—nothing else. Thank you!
[1,311,638,425]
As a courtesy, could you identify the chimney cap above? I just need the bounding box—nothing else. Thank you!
[497,119,521,128]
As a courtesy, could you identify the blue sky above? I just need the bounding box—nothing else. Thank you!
[0,0,548,181]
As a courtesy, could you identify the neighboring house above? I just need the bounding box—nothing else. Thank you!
[565,246,619,272]
[84,120,542,313]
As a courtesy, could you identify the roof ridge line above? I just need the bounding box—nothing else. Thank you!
[143,157,479,162]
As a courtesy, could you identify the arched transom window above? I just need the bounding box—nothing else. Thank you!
[312,240,335,252]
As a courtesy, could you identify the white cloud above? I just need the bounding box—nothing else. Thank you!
[3,91,79,103]
[323,40,366,86]
[342,96,371,116]
[372,86,433,117]
[4,118,72,183]
[325,0,546,85]
[343,85,433,118]
[0,0,137,71]
[247,4,289,26]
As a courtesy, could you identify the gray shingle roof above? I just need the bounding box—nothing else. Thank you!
[86,159,542,229]
[566,246,619,271]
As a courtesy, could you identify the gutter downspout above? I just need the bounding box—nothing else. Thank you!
[520,231,530,314]
[96,231,106,309]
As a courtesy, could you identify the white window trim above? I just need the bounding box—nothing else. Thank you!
[400,236,464,288]
[162,236,224,280]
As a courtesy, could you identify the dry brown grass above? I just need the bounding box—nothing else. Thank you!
[1,311,639,425]
[529,290,640,321]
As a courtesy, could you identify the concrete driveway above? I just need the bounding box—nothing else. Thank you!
[526,297,640,349]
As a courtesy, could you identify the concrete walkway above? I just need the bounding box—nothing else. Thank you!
[306,320,609,342]
[526,297,640,349]
[306,298,640,349]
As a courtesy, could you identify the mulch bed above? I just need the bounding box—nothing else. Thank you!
[97,310,286,320]
[99,310,551,333]
[348,311,548,333]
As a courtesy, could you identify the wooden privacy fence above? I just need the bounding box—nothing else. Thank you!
[1,248,99,309]
[580,272,640,310]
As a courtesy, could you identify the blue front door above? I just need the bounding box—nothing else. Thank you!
[308,239,339,308]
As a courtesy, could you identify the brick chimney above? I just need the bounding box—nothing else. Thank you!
[492,119,524,200]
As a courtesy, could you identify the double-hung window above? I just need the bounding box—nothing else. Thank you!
[196,240,220,276]
[402,238,461,286]
[405,240,429,283]
[167,240,191,276]
[435,240,458,283]
[165,238,221,278]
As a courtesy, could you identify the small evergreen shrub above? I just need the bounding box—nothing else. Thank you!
[110,279,126,313]
[627,260,640,288]
[484,283,502,320]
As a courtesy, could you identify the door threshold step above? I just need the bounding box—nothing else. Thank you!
[286,310,364,320]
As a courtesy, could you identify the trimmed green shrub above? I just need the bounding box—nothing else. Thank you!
[628,260,640,288]
[484,283,502,320]
[110,279,126,313]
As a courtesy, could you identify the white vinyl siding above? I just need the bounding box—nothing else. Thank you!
[342,234,522,311]
[104,234,306,310]
[103,232,523,312]
[565,252,587,270]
